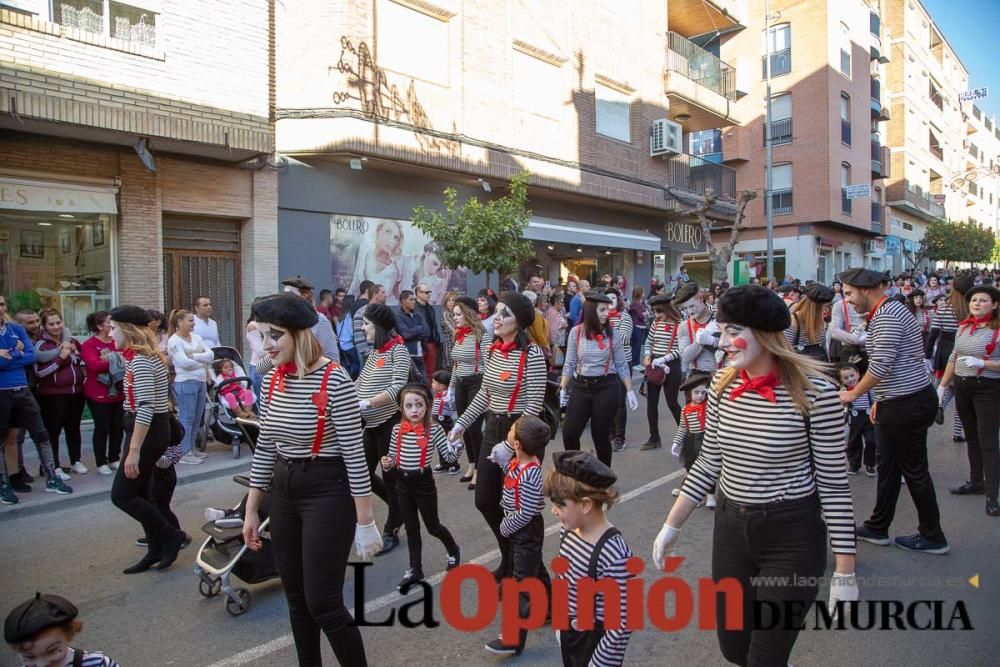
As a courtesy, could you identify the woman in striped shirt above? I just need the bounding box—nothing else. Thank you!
[905,289,931,347]
[605,288,634,453]
[108,306,186,575]
[784,283,833,363]
[354,303,411,556]
[938,285,1000,516]
[641,294,683,449]
[477,290,497,339]
[451,292,547,580]
[448,296,490,487]
[243,293,380,667]
[653,286,857,667]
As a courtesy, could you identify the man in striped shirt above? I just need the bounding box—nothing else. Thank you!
[838,268,948,555]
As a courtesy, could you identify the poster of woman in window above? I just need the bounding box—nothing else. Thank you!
[331,215,466,306]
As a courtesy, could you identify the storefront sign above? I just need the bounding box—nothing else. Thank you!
[0,177,118,214]
[663,221,704,250]
[884,235,901,256]
[902,239,915,253]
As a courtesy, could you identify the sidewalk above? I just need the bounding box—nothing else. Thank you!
[2,427,250,521]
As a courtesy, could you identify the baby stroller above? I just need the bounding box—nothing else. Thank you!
[200,346,256,458]
[194,418,279,616]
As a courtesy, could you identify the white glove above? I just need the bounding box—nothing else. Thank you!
[449,424,465,443]
[651,356,668,369]
[358,399,371,411]
[958,355,986,369]
[828,572,859,621]
[936,384,947,402]
[448,441,464,459]
[155,455,172,469]
[554,630,561,647]
[925,358,934,373]
[671,441,681,460]
[855,331,868,347]
[696,321,718,346]
[559,388,569,408]
[354,520,383,560]
[627,390,639,411]
[488,440,514,467]
[652,523,681,571]
[841,332,861,346]
[445,388,455,404]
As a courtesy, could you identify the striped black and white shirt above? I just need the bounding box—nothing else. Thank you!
[843,386,873,413]
[913,308,932,335]
[355,342,411,429]
[432,391,456,422]
[67,648,121,667]
[312,313,341,361]
[950,322,1000,378]
[680,374,857,555]
[931,299,959,333]
[388,422,456,471]
[678,315,719,373]
[865,298,931,400]
[456,344,546,427]
[671,403,706,451]
[250,362,370,496]
[608,310,633,361]
[558,527,634,667]
[784,315,828,351]
[499,460,544,537]
[449,328,489,388]
[353,304,371,360]
[562,325,630,380]
[123,354,170,426]
[643,319,681,362]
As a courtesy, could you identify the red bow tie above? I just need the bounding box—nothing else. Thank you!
[608,310,620,318]
[378,335,404,354]
[490,340,518,358]
[729,369,779,403]
[400,421,425,436]
[959,314,992,333]
[121,348,136,362]
[479,313,490,320]
[272,362,297,394]
[588,333,607,350]
[682,401,706,430]
[455,326,472,344]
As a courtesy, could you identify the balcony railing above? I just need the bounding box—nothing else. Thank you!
[841,188,852,215]
[666,32,737,100]
[871,221,883,234]
[885,180,946,220]
[870,12,881,36]
[871,140,883,175]
[841,119,852,145]
[763,118,793,146]
[666,152,737,201]
[769,188,793,214]
[762,48,792,78]
[872,201,882,223]
[930,143,944,161]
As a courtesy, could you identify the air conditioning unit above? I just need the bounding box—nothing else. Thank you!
[650,118,683,157]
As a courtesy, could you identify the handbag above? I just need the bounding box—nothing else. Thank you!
[645,365,667,386]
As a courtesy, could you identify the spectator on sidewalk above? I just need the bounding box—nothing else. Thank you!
[167,309,213,465]
[34,309,87,475]
[354,281,385,365]
[397,290,430,384]
[146,310,168,354]
[568,279,590,327]
[282,276,340,361]
[414,282,441,374]
[192,296,220,348]
[81,311,124,476]
[317,288,334,320]
[245,315,266,399]
[522,291,550,360]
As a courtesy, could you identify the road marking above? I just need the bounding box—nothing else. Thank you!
[204,467,686,667]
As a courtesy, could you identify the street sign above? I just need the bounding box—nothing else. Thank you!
[845,184,871,199]
[959,88,988,102]
[931,194,946,204]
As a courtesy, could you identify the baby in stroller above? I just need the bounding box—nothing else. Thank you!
[212,358,256,419]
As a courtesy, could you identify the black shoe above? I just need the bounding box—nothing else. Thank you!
[8,472,31,492]
[398,568,424,591]
[467,483,476,491]
[865,465,877,477]
[934,407,944,425]
[446,549,461,570]
[376,531,400,557]
[447,464,461,475]
[432,464,448,473]
[847,466,860,476]
[949,481,984,495]
[612,438,627,452]
[135,537,149,547]
[459,473,473,482]
[987,498,1000,517]
[123,551,162,574]
[894,533,950,555]
[156,531,186,570]
[18,469,34,483]
[855,524,890,546]
[640,437,661,451]
[484,637,522,656]
[953,436,966,443]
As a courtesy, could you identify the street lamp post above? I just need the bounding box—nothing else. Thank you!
[950,163,1000,268]
[764,0,775,282]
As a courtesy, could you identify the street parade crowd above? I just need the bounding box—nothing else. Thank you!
[3,264,1000,667]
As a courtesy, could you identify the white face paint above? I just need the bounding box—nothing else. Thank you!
[691,386,709,404]
[678,297,704,320]
[719,324,763,369]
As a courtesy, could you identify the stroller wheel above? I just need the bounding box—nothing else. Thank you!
[199,578,222,598]
[225,588,251,616]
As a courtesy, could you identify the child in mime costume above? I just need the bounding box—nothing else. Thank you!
[670,373,716,508]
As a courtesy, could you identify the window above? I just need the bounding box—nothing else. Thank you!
[595,82,631,143]
[377,0,450,85]
[512,49,562,119]
[688,129,722,161]
[841,162,852,215]
[902,221,914,231]
[839,23,851,78]
[840,93,851,145]
[764,93,793,145]
[762,23,791,77]
[929,130,943,161]
[44,0,159,47]
[928,80,943,110]
[768,163,793,214]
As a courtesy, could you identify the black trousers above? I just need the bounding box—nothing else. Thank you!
[363,414,402,534]
[269,457,367,667]
[865,384,946,543]
[455,374,485,465]
[506,514,549,650]
[150,465,180,531]
[37,393,85,467]
[563,374,620,467]
[611,376,628,443]
[560,623,605,667]
[391,467,459,572]
[645,359,682,439]
[112,414,174,547]
[845,412,876,470]
[954,376,1000,499]
[713,494,827,667]
[0,387,56,481]
[88,399,124,467]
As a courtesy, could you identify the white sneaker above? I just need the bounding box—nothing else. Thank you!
[706,495,717,509]
[109,461,120,470]
[97,464,113,476]
[204,507,227,521]
[192,449,208,458]
[179,454,204,465]
[55,468,72,481]
[71,461,88,474]
[671,488,680,497]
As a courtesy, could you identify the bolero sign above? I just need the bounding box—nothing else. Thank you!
[663,221,704,251]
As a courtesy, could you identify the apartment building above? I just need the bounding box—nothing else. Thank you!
[0,0,276,347]
[273,0,750,295]
[957,104,1000,240]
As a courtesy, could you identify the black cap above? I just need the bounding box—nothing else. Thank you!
[109,305,150,326]
[716,285,791,331]
[363,303,396,332]
[281,275,314,290]
[674,282,700,305]
[838,267,888,288]
[648,294,673,308]
[584,290,612,304]
[498,292,535,329]
[5,593,78,644]
[251,293,319,330]
[804,284,834,304]
[965,285,1000,304]
[679,373,711,392]
[552,450,617,489]
[456,296,478,312]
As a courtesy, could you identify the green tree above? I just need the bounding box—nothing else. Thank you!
[918,219,995,265]
[412,171,534,289]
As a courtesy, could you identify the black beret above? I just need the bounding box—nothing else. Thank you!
[584,290,612,304]
[953,273,975,296]
[498,292,535,329]
[674,282,700,304]
[838,268,888,288]
[552,450,617,489]
[456,296,478,312]
[965,285,1000,304]
[281,275,314,290]
[679,373,711,392]
[716,285,791,331]
[363,303,396,332]
[251,293,319,330]
[109,305,150,326]
[648,294,673,308]
[804,284,834,304]
[5,593,78,644]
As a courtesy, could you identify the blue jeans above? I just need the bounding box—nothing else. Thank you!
[173,380,207,456]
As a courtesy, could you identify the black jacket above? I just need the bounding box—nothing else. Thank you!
[414,301,440,344]
[395,309,429,356]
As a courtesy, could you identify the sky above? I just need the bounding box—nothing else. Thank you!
[921,0,1000,122]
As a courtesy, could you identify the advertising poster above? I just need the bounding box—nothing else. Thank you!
[330,214,467,306]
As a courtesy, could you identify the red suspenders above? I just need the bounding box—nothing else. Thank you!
[505,460,540,510]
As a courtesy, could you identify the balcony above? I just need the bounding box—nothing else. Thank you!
[930,143,944,162]
[841,119,852,145]
[762,49,792,78]
[763,118,793,146]
[721,125,750,163]
[666,152,737,201]
[841,188,852,215]
[665,32,739,128]
[871,140,883,177]
[885,180,945,222]
[870,79,881,118]
[668,0,744,38]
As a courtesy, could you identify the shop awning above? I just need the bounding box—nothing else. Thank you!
[525,217,661,252]
[0,176,118,214]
